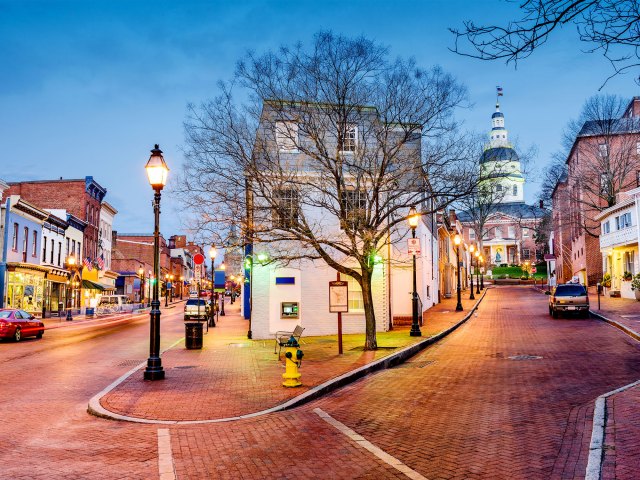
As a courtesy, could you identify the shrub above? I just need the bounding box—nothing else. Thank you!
[623,271,633,281]
[602,273,612,288]
[631,274,640,291]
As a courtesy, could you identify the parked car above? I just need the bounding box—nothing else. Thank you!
[0,309,45,342]
[184,299,210,321]
[547,284,590,318]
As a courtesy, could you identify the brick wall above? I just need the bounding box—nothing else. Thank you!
[113,234,171,274]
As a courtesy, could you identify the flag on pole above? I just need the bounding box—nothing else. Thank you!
[496,86,503,96]
[96,254,105,270]
[83,256,93,271]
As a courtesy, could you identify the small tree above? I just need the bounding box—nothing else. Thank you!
[177,32,479,350]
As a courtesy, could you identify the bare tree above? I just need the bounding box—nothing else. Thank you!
[176,32,479,350]
[450,1,640,87]
[556,94,640,237]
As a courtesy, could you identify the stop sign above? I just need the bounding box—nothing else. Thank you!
[193,253,205,265]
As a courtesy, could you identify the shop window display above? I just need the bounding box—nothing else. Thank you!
[6,272,44,314]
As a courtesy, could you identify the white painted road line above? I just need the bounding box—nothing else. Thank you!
[313,408,428,480]
[157,428,176,480]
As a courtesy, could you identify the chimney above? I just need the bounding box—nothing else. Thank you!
[539,200,544,209]
[448,208,457,225]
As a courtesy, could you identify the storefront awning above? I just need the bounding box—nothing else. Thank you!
[82,279,106,291]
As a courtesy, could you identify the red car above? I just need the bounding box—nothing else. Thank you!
[0,309,45,342]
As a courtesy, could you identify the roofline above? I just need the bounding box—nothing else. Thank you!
[101,201,118,215]
[594,197,635,221]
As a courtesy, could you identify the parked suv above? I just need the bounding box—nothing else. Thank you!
[548,284,590,318]
[184,299,210,321]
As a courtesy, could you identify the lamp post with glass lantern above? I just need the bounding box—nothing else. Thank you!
[209,246,217,327]
[170,274,175,301]
[65,254,77,321]
[164,274,169,307]
[219,262,226,316]
[479,255,485,290]
[179,276,184,299]
[407,206,421,337]
[475,250,481,294]
[454,234,463,311]
[143,144,168,381]
[468,245,475,300]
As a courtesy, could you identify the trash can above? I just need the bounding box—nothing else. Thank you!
[185,322,203,350]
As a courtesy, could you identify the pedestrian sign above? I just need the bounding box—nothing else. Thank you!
[407,238,421,255]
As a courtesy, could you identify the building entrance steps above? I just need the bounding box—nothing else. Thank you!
[89,291,488,423]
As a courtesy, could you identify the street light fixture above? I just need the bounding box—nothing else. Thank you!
[407,206,421,337]
[65,254,77,321]
[143,144,168,381]
[479,255,485,290]
[219,262,226,316]
[475,250,480,294]
[180,276,184,300]
[453,234,463,312]
[164,273,170,307]
[209,246,217,327]
[468,245,475,301]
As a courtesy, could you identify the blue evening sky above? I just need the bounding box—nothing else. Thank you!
[1,0,637,239]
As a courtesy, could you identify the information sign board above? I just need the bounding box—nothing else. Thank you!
[329,280,349,313]
[407,238,421,255]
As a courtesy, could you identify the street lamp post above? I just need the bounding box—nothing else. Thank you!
[219,262,226,316]
[479,255,485,290]
[180,276,184,300]
[468,245,475,301]
[138,267,145,305]
[164,274,169,307]
[65,255,77,321]
[454,234,463,312]
[143,143,168,381]
[475,250,480,294]
[408,206,421,337]
[209,246,217,327]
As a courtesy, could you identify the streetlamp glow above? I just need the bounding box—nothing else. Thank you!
[209,246,217,260]
[145,145,169,190]
[408,206,419,229]
[453,234,461,246]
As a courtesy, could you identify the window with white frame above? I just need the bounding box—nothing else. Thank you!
[599,143,608,157]
[624,251,635,275]
[616,212,632,230]
[508,226,515,238]
[23,227,28,254]
[494,227,502,238]
[50,238,54,264]
[43,236,48,261]
[637,170,640,187]
[523,227,529,238]
[339,125,357,153]
[522,249,530,259]
[600,173,608,193]
[602,220,610,234]
[58,242,62,266]
[512,185,517,196]
[469,229,475,240]
[340,187,366,228]
[496,184,503,193]
[275,121,299,152]
[636,142,640,155]
[345,275,364,312]
[32,231,37,257]
[272,188,299,228]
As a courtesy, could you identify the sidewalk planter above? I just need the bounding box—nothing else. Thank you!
[185,322,203,349]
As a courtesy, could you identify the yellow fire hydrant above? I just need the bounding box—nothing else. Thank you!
[282,337,304,387]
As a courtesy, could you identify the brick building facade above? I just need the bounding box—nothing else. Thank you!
[552,97,640,285]
[7,177,107,264]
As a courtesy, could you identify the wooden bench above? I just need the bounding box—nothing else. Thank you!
[274,325,304,359]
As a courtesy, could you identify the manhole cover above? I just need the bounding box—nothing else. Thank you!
[396,361,435,369]
[508,355,543,361]
[115,359,145,367]
[174,365,197,369]
[228,343,251,348]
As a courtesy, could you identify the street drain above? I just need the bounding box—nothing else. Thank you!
[174,365,197,369]
[115,359,145,367]
[397,361,435,369]
[508,355,543,361]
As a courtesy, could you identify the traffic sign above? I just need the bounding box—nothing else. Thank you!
[193,253,205,265]
[531,266,537,273]
[407,238,421,255]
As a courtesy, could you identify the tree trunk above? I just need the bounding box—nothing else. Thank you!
[361,270,378,350]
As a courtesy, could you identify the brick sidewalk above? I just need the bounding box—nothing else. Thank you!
[586,288,640,480]
[98,289,485,421]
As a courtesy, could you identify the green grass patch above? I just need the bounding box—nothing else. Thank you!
[486,263,547,279]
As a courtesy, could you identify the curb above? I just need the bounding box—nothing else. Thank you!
[88,288,491,425]
[584,309,640,480]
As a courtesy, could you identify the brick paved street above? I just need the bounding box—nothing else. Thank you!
[2,286,639,479]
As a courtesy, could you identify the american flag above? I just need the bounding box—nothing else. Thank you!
[96,254,105,270]
[83,256,93,271]
[496,86,503,97]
